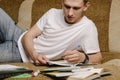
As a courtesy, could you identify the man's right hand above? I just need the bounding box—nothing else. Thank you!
[33,53,49,65]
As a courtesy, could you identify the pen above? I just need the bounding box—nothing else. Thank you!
[99,72,112,77]
[91,72,112,80]
[76,63,97,66]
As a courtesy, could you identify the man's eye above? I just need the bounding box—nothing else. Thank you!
[65,5,71,9]
[73,7,80,10]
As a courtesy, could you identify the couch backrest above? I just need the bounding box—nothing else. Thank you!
[109,0,120,53]
[0,0,23,22]
[85,0,112,52]
[0,0,112,52]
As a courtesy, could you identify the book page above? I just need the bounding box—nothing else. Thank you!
[48,60,77,67]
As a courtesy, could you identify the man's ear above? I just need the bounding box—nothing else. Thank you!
[83,2,90,11]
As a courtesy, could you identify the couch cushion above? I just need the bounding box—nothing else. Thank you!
[0,0,24,22]
[31,0,61,26]
[85,0,112,52]
[102,52,120,63]
[17,0,35,29]
[103,59,120,66]
[109,0,120,52]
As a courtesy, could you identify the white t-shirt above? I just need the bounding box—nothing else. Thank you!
[18,8,100,62]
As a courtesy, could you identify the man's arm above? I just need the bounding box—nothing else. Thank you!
[21,24,48,65]
[88,52,102,64]
[62,50,102,64]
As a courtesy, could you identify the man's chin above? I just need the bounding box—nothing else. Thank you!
[65,17,76,24]
[66,20,75,24]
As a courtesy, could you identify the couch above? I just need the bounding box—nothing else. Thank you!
[0,0,120,63]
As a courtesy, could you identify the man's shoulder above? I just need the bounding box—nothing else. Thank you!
[83,16,95,25]
[48,8,62,13]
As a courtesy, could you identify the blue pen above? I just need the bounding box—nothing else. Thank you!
[73,45,81,50]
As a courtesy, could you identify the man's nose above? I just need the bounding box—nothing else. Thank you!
[68,8,74,17]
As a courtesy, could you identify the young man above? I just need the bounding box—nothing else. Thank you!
[0,0,102,65]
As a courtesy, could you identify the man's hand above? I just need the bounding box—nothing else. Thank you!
[62,50,85,64]
[32,53,49,65]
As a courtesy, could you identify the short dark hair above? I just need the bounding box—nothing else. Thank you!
[62,0,89,4]
[83,0,88,4]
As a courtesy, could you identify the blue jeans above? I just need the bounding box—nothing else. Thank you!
[0,8,25,62]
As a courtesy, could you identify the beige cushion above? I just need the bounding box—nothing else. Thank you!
[103,59,120,67]
[109,0,120,52]
[17,0,35,29]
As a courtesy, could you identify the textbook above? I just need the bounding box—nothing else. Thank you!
[0,64,33,79]
[47,60,96,67]
[47,60,75,67]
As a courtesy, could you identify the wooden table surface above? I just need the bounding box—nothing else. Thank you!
[1,62,120,80]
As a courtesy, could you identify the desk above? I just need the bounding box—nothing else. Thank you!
[2,62,120,80]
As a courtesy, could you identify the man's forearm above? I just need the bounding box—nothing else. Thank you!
[88,52,102,64]
[21,33,37,61]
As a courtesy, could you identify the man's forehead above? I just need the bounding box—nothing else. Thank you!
[63,0,84,3]
[63,0,84,7]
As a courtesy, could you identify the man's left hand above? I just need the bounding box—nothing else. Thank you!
[62,50,85,64]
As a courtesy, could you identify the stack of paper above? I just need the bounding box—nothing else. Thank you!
[43,66,103,79]
[44,61,106,79]
[67,68,103,80]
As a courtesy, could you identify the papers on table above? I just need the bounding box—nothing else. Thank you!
[48,60,75,67]
[67,68,103,79]
[42,66,81,72]
[0,64,33,79]
[45,60,104,79]
[44,66,103,79]
[47,60,96,67]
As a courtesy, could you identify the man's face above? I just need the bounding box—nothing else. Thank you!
[62,0,89,24]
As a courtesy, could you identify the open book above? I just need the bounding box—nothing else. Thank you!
[47,60,76,67]
[47,60,96,67]
[0,64,33,79]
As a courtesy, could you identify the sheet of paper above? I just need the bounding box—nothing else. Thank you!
[45,72,74,77]
[0,64,24,70]
[43,66,81,72]
[68,68,103,79]
[48,60,77,67]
